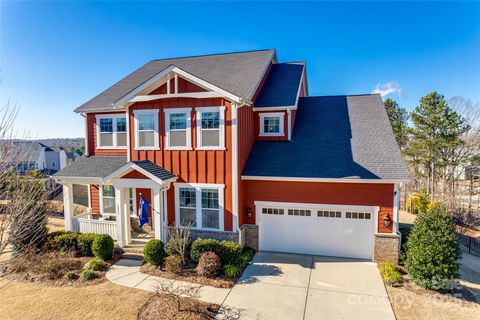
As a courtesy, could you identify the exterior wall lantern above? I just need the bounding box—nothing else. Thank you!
[383,213,392,228]
[247,207,253,219]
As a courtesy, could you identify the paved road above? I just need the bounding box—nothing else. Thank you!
[220,252,395,320]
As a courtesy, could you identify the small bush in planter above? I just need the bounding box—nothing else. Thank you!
[190,239,219,262]
[92,234,114,260]
[84,258,105,271]
[144,239,166,266]
[223,263,242,278]
[65,271,78,281]
[196,251,221,278]
[405,207,461,292]
[379,262,402,286]
[164,255,182,274]
[218,240,242,265]
[81,270,97,281]
[56,233,78,252]
[77,233,97,256]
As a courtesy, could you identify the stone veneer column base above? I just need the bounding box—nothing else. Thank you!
[240,224,259,251]
[373,233,400,263]
[188,229,238,242]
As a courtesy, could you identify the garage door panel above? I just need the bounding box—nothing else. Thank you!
[258,203,375,260]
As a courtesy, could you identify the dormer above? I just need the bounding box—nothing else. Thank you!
[252,62,308,141]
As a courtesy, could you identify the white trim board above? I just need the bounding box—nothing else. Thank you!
[242,176,409,183]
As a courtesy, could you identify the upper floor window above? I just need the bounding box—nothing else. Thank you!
[259,112,284,137]
[134,110,159,150]
[96,115,127,149]
[196,107,225,149]
[165,108,192,150]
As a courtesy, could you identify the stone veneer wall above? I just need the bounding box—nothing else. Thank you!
[240,224,259,251]
[188,229,238,242]
[373,233,400,263]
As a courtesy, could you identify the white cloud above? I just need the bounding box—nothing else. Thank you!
[371,81,402,98]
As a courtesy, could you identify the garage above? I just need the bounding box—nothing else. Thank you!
[256,201,377,260]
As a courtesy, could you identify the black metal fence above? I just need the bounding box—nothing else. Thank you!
[459,233,480,257]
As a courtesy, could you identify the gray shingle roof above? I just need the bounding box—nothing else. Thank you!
[255,63,304,107]
[132,160,176,181]
[0,141,52,164]
[53,156,127,178]
[243,94,409,181]
[75,49,275,113]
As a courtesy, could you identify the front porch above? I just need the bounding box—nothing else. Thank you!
[56,157,177,247]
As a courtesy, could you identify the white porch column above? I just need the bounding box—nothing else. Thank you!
[62,182,74,231]
[153,186,163,242]
[115,186,127,247]
[124,190,131,245]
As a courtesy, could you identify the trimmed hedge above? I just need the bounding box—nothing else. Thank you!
[77,233,97,256]
[405,207,461,291]
[92,234,114,260]
[144,240,166,266]
[190,239,219,262]
[218,240,242,265]
[56,232,78,252]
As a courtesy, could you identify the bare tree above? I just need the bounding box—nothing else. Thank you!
[167,225,191,265]
[155,279,202,313]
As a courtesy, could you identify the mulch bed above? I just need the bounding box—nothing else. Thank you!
[2,250,120,287]
[138,293,220,320]
[141,262,236,288]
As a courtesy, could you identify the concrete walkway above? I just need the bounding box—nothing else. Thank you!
[105,259,231,305]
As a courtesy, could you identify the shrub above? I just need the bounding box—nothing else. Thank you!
[426,201,447,215]
[406,190,430,214]
[196,251,221,278]
[164,255,182,274]
[44,261,59,273]
[65,271,78,281]
[92,234,114,260]
[46,230,68,242]
[190,239,219,262]
[81,270,96,281]
[379,262,402,286]
[77,233,97,256]
[56,233,78,252]
[223,263,242,278]
[405,208,461,292]
[166,227,191,265]
[399,224,413,264]
[166,238,190,259]
[84,258,104,271]
[218,240,242,265]
[241,247,255,264]
[144,240,166,266]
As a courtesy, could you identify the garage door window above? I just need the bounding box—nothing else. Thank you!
[262,208,284,215]
[287,209,311,216]
[346,212,371,219]
[318,210,342,218]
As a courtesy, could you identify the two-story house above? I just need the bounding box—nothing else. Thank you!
[54,49,408,262]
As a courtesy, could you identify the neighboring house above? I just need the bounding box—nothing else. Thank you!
[54,49,408,262]
[0,141,67,175]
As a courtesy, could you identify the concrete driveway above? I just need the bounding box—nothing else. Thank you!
[220,252,395,320]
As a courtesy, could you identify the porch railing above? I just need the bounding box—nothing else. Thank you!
[73,213,117,240]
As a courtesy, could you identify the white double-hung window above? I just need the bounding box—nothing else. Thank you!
[165,108,192,150]
[259,112,285,136]
[175,183,224,231]
[196,106,225,149]
[96,115,127,148]
[134,110,159,149]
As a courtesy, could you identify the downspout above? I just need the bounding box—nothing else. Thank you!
[231,102,240,243]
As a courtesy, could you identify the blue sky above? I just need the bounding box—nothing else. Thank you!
[1,1,479,138]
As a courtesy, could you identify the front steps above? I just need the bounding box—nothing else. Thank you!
[121,239,151,261]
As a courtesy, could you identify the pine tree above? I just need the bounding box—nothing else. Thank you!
[384,98,409,149]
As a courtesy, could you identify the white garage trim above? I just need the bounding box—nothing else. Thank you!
[255,201,380,260]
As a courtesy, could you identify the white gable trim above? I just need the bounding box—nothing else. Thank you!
[114,66,244,108]
[102,162,177,185]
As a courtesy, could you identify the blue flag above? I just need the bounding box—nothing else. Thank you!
[138,194,149,228]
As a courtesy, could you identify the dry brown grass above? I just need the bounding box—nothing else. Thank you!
[138,293,219,320]
[0,278,151,320]
[141,262,235,289]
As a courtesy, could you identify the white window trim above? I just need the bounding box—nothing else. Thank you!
[164,108,192,150]
[133,109,160,150]
[196,106,226,150]
[174,182,225,231]
[100,184,116,217]
[96,114,128,149]
[259,112,285,137]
